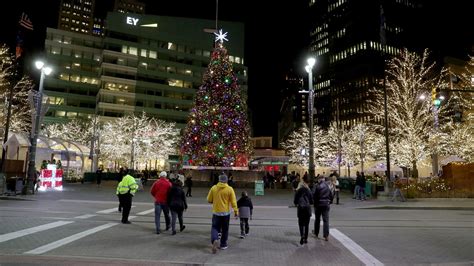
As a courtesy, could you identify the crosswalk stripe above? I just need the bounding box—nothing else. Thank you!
[24,223,117,255]
[136,208,154,215]
[96,206,135,214]
[96,207,120,214]
[330,229,384,266]
[74,214,97,219]
[0,221,73,243]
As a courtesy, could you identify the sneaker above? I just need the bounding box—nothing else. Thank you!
[122,221,131,224]
[180,225,186,232]
[245,233,249,236]
[300,238,304,245]
[212,240,219,254]
[219,246,228,250]
[240,235,245,239]
[156,231,161,235]
[324,237,328,241]
[165,226,170,231]
[303,238,308,244]
[172,231,176,235]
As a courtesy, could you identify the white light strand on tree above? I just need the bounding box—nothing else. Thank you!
[281,125,329,168]
[367,49,448,175]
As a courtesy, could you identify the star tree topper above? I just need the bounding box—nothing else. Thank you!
[214,29,229,43]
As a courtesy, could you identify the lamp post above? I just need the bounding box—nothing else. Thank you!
[25,61,52,194]
[305,57,316,181]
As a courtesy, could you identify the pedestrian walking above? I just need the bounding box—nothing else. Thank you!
[185,176,193,197]
[150,171,172,234]
[96,165,103,188]
[207,174,238,254]
[331,175,340,205]
[116,170,138,224]
[237,191,253,239]
[167,179,187,235]
[313,175,333,241]
[391,175,406,202]
[294,174,313,245]
[281,174,288,189]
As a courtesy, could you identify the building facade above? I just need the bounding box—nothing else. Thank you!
[43,12,247,128]
[114,0,145,14]
[58,0,95,35]
[308,0,421,128]
[277,69,304,147]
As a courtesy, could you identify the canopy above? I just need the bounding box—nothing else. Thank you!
[440,155,465,166]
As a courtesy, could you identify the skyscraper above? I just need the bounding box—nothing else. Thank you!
[114,0,145,14]
[58,0,95,35]
[308,0,422,128]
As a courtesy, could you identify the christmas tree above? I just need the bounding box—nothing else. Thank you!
[181,30,251,167]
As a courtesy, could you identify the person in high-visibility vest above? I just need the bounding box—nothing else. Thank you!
[116,170,139,224]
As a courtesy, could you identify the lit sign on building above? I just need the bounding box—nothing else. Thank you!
[126,16,139,26]
[126,16,157,28]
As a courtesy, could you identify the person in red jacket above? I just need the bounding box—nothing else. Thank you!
[150,171,172,234]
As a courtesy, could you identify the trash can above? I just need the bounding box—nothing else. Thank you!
[15,177,24,194]
[255,180,264,196]
[365,181,372,198]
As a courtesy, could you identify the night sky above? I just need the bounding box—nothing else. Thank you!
[0,0,472,146]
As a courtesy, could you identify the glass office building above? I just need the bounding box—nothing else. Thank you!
[43,12,247,128]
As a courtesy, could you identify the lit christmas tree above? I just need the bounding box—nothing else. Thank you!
[181,30,251,167]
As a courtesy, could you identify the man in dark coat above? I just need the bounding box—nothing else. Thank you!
[185,176,193,197]
[313,175,333,241]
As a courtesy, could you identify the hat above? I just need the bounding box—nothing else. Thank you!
[219,174,228,183]
[159,171,167,178]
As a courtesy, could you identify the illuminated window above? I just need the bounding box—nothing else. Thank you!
[149,50,157,59]
[67,112,77,117]
[129,47,137,56]
[121,45,128,54]
[168,42,176,50]
[51,46,61,55]
[56,111,66,117]
[140,49,147,57]
[59,73,70,81]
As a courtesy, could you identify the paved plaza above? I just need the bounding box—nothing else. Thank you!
[0,181,473,265]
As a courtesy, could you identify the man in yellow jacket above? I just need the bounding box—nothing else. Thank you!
[116,170,139,224]
[207,174,238,253]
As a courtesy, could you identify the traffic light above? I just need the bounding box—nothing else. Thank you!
[432,87,441,106]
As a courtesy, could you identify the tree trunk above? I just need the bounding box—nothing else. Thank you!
[412,160,418,178]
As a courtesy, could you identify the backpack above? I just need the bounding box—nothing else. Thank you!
[298,188,311,207]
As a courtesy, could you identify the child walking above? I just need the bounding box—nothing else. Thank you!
[237,191,253,239]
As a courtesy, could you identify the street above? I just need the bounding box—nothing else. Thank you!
[0,182,473,265]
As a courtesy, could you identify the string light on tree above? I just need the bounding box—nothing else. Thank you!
[181,29,251,167]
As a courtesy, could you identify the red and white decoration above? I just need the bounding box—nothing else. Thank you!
[38,164,63,191]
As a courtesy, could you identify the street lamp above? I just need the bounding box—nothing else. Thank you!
[25,60,52,194]
[305,57,316,181]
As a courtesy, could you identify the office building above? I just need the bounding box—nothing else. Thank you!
[114,0,145,14]
[277,69,304,146]
[58,0,95,35]
[43,12,247,128]
[308,0,421,128]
